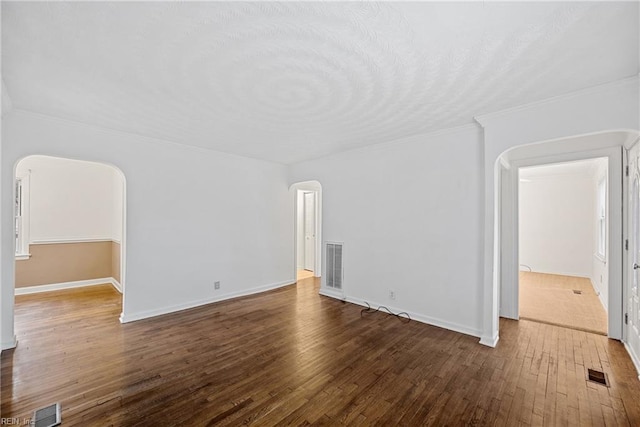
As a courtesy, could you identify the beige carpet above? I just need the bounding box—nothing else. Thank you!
[519,271,607,335]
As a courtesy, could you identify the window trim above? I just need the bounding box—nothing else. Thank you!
[15,173,31,260]
[596,176,606,261]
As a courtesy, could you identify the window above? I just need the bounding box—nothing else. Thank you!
[15,174,30,259]
[597,177,606,259]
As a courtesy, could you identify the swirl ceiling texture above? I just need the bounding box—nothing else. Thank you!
[2,2,638,164]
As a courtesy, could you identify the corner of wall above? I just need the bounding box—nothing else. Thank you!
[479,333,499,348]
[1,335,17,351]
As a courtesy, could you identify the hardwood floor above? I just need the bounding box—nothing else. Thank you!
[297,269,314,280]
[520,272,608,335]
[2,279,640,425]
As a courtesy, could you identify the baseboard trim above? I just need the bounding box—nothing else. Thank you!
[119,280,294,324]
[623,341,640,380]
[15,277,119,295]
[30,238,120,245]
[110,278,122,293]
[479,334,500,348]
[590,278,608,311]
[320,291,482,340]
[1,335,17,351]
[318,288,344,300]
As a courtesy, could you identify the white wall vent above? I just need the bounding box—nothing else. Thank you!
[325,242,343,290]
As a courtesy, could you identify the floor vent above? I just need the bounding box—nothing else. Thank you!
[587,369,609,387]
[573,290,582,295]
[33,403,61,427]
[326,242,343,290]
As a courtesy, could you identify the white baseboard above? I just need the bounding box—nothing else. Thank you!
[15,277,121,295]
[30,238,119,245]
[589,278,608,311]
[110,278,122,293]
[480,333,500,348]
[623,341,640,380]
[319,288,345,300]
[120,280,294,323]
[1,335,17,351]
[319,290,483,340]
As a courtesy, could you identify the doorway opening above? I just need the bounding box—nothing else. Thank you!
[518,158,609,335]
[291,181,322,284]
[496,131,627,341]
[297,190,316,280]
[12,155,126,324]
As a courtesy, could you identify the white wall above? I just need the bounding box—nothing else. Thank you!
[112,167,123,242]
[1,80,12,117]
[1,110,293,346]
[519,164,597,278]
[480,76,639,344]
[15,155,121,243]
[289,125,484,338]
[0,81,5,348]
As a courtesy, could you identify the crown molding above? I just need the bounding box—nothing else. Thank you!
[294,121,483,165]
[11,108,288,166]
[474,75,639,126]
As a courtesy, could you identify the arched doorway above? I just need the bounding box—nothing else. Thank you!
[290,181,322,283]
[495,131,628,339]
[10,155,127,347]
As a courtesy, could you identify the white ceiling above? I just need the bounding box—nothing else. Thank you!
[2,2,638,164]
[520,157,607,181]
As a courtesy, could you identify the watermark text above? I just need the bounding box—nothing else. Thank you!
[1,418,34,426]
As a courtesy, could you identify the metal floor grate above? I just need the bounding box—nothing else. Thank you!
[33,402,61,427]
[587,369,609,387]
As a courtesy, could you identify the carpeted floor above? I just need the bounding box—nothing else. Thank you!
[519,271,608,335]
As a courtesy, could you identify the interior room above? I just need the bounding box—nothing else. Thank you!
[14,155,123,297]
[1,1,640,425]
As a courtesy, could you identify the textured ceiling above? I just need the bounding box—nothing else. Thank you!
[2,2,638,164]
[520,158,607,180]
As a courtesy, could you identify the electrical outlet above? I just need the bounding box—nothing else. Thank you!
[389,290,396,300]
[214,281,221,290]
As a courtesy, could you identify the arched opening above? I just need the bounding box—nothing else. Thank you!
[11,155,127,344]
[494,130,636,341]
[289,181,322,284]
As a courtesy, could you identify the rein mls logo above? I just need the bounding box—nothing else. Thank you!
[0,419,34,426]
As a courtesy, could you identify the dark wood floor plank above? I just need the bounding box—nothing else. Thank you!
[2,280,640,425]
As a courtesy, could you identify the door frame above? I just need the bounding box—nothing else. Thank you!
[291,181,322,281]
[500,146,623,339]
[302,191,316,272]
[627,165,638,344]
[624,140,640,377]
